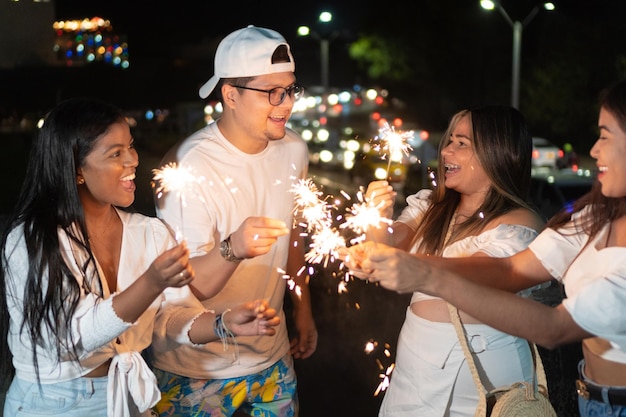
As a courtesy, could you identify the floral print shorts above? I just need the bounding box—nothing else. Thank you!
[153,355,298,417]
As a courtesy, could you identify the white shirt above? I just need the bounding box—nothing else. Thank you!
[396,189,540,304]
[529,206,626,362]
[153,122,309,379]
[4,209,207,416]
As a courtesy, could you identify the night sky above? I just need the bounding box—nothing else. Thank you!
[7,0,626,145]
[50,0,626,91]
[53,0,369,53]
[52,0,626,51]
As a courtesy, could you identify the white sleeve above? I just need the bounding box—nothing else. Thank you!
[4,228,131,357]
[73,295,132,353]
[396,189,432,231]
[563,271,626,353]
[528,209,589,282]
[153,286,209,349]
[472,224,538,258]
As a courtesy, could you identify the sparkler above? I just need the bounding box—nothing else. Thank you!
[304,224,346,268]
[290,178,332,231]
[290,178,353,273]
[152,162,205,242]
[340,189,392,245]
[373,122,415,178]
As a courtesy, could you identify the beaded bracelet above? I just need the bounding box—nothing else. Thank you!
[213,309,239,363]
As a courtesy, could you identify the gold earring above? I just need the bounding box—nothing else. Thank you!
[77,178,85,185]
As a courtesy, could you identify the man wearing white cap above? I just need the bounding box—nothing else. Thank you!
[151,25,317,416]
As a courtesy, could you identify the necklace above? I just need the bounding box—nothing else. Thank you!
[87,208,116,242]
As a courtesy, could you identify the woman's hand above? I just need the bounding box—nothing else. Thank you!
[145,242,194,292]
[365,180,396,219]
[341,241,377,279]
[344,242,437,295]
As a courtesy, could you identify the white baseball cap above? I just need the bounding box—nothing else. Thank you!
[198,25,296,99]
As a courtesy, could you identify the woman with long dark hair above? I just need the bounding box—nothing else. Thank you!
[0,98,279,416]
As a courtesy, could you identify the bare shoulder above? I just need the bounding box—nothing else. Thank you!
[494,208,545,231]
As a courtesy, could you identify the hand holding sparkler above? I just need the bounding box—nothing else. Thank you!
[364,180,397,221]
[340,240,377,276]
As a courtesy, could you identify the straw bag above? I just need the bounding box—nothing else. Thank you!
[448,303,557,417]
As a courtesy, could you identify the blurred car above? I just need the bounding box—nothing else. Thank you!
[556,142,580,170]
[529,170,595,219]
[532,137,563,169]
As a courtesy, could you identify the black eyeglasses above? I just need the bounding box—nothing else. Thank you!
[235,83,304,106]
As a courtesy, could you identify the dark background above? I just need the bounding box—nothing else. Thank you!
[3,0,626,155]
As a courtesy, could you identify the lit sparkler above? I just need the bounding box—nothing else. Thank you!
[290,178,349,267]
[373,122,415,178]
[340,189,392,244]
[290,178,332,231]
[152,162,205,242]
[304,224,347,267]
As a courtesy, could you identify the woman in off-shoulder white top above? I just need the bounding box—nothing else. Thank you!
[357,105,544,417]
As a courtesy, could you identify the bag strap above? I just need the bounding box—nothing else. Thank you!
[447,303,549,417]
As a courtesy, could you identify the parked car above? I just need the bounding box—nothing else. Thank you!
[532,137,563,170]
[529,170,595,219]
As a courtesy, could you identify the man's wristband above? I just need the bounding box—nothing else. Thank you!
[219,235,244,262]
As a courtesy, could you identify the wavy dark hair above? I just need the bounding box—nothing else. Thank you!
[0,98,126,386]
[413,105,536,255]
[547,79,626,235]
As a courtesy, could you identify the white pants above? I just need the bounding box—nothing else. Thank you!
[379,306,533,417]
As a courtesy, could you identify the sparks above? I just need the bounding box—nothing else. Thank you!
[152,162,204,198]
[373,122,415,177]
[305,225,347,267]
[152,162,205,242]
[340,189,392,244]
[290,178,332,231]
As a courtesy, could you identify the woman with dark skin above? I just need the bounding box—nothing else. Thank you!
[0,98,279,417]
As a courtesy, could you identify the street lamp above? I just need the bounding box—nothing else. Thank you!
[480,0,555,109]
[297,11,334,92]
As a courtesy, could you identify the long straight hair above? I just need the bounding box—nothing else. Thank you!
[413,105,535,255]
[0,98,126,385]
